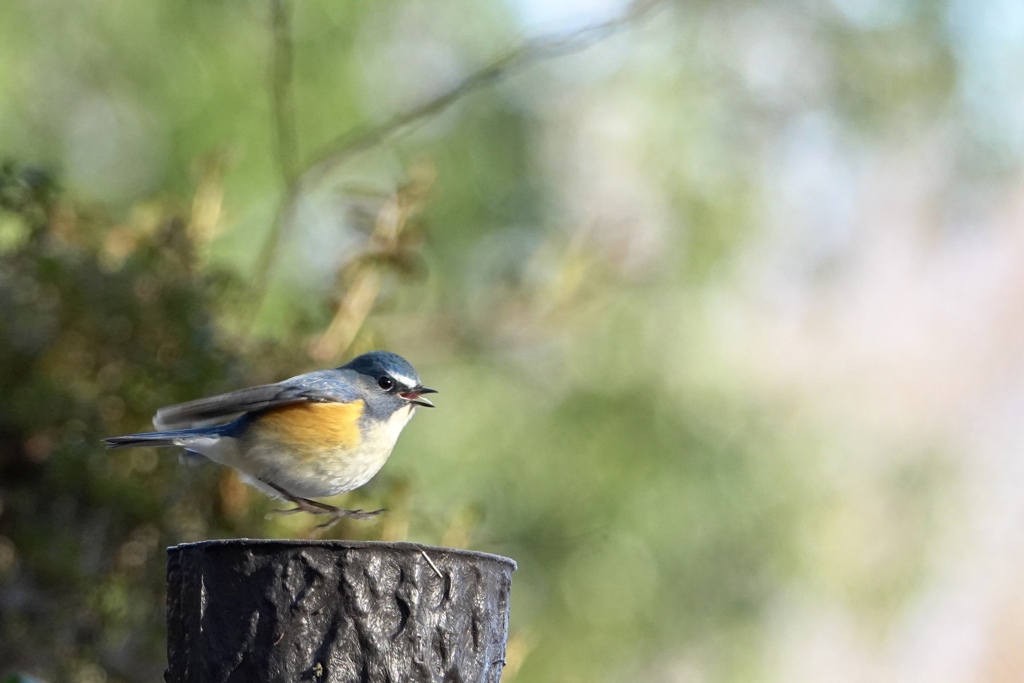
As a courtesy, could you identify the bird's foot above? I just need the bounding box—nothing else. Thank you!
[313,507,386,530]
[261,479,385,527]
[270,498,385,526]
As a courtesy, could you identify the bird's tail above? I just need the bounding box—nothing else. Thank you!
[103,425,227,450]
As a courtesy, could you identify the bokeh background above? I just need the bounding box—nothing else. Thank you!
[2,0,1024,681]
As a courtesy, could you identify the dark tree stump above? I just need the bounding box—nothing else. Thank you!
[165,540,516,683]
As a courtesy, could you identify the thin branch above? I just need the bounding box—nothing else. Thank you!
[302,1,663,191]
[307,167,433,363]
[251,0,665,316]
[269,0,299,184]
[247,0,299,329]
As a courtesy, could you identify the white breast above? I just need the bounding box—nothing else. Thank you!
[182,404,419,501]
[313,404,416,495]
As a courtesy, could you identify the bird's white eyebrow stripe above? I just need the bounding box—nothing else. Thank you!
[389,372,418,388]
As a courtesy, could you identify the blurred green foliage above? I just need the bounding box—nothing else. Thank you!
[0,1,969,682]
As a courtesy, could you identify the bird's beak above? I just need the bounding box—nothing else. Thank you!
[400,386,437,407]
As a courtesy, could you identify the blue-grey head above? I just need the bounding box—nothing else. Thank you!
[341,351,436,409]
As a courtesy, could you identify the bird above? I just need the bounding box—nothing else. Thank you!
[104,351,435,527]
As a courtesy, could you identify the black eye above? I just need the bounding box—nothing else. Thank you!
[377,376,395,391]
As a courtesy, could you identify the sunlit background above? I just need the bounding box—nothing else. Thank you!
[2,0,1024,681]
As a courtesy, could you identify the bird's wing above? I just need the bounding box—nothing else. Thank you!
[152,371,359,430]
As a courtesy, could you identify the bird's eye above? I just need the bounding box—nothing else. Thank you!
[377,376,395,391]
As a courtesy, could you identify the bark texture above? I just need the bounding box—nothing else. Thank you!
[165,539,516,683]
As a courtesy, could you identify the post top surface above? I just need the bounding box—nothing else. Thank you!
[167,538,517,571]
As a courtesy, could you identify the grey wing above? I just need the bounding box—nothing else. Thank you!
[152,371,359,430]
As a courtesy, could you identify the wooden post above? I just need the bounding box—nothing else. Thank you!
[165,540,516,683]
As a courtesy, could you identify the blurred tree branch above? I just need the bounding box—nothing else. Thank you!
[269,0,299,185]
[308,165,434,363]
[250,0,666,319]
[297,0,663,192]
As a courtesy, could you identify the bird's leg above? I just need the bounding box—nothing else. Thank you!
[274,496,339,516]
[310,507,386,531]
[262,480,338,515]
[261,480,385,526]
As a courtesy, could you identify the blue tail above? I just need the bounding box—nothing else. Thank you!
[104,424,230,450]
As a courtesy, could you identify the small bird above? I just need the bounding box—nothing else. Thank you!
[104,351,435,526]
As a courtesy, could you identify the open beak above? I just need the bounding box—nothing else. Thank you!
[400,386,437,408]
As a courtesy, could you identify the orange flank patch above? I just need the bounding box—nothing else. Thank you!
[254,400,364,456]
